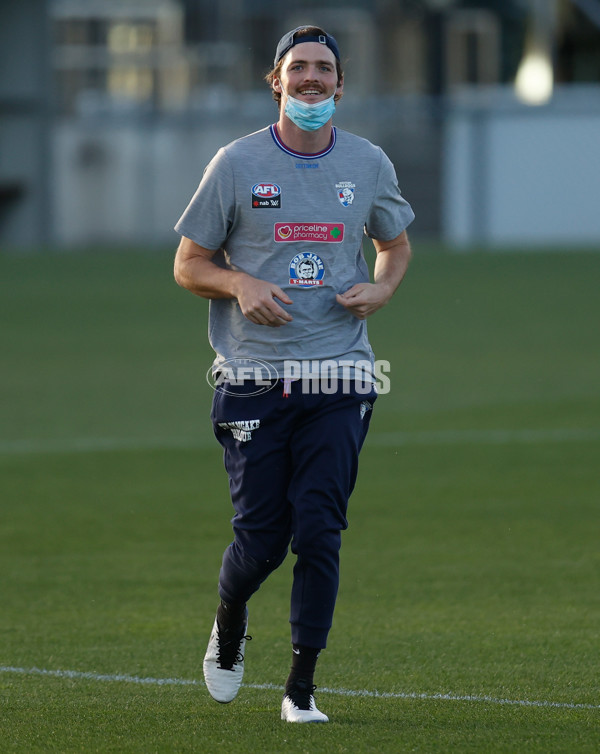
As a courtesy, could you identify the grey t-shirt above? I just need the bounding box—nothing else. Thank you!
[175,124,414,379]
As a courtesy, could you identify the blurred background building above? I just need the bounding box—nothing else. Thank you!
[1,0,599,249]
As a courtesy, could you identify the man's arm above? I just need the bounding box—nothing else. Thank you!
[335,230,412,319]
[174,236,293,327]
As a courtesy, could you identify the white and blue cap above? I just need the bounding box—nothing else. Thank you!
[274,26,341,66]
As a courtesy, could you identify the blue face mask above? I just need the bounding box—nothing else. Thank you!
[284,94,336,131]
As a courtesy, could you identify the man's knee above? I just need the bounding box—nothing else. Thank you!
[291,528,342,561]
[223,533,289,582]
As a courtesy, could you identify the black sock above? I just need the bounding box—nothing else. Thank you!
[285,645,321,693]
[216,599,246,632]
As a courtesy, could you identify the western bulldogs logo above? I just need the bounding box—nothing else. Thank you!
[336,181,355,207]
[289,252,325,287]
[252,182,281,208]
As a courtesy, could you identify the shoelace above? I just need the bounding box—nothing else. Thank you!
[287,681,317,710]
[216,626,252,670]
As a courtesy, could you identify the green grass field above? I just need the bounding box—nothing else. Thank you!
[1,245,599,752]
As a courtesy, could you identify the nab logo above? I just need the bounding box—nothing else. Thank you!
[252,182,281,209]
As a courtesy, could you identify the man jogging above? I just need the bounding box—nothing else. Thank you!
[174,25,414,723]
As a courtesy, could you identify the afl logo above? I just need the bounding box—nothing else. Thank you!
[289,252,325,287]
[252,183,281,198]
[252,182,281,208]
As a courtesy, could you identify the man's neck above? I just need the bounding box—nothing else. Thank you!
[275,115,333,154]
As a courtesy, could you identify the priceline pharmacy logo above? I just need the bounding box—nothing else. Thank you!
[205,358,391,396]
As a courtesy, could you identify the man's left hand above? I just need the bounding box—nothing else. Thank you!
[335,283,392,320]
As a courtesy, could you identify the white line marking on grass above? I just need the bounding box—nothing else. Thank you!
[0,436,215,455]
[1,428,599,456]
[0,665,199,687]
[1,666,598,711]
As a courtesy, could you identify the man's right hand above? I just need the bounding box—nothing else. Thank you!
[234,276,293,327]
[175,237,293,327]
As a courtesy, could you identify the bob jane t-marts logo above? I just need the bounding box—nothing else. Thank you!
[289,252,325,287]
[252,182,281,208]
[275,222,344,243]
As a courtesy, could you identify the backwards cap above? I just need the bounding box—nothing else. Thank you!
[274,26,340,66]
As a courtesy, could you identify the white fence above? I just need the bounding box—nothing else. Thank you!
[443,86,600,247]
[53,118,252,247]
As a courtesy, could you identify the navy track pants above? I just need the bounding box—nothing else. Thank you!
[211,379,376,649]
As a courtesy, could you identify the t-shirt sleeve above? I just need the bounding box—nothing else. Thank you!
[174,148,236,250]
[364,148,415,241]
